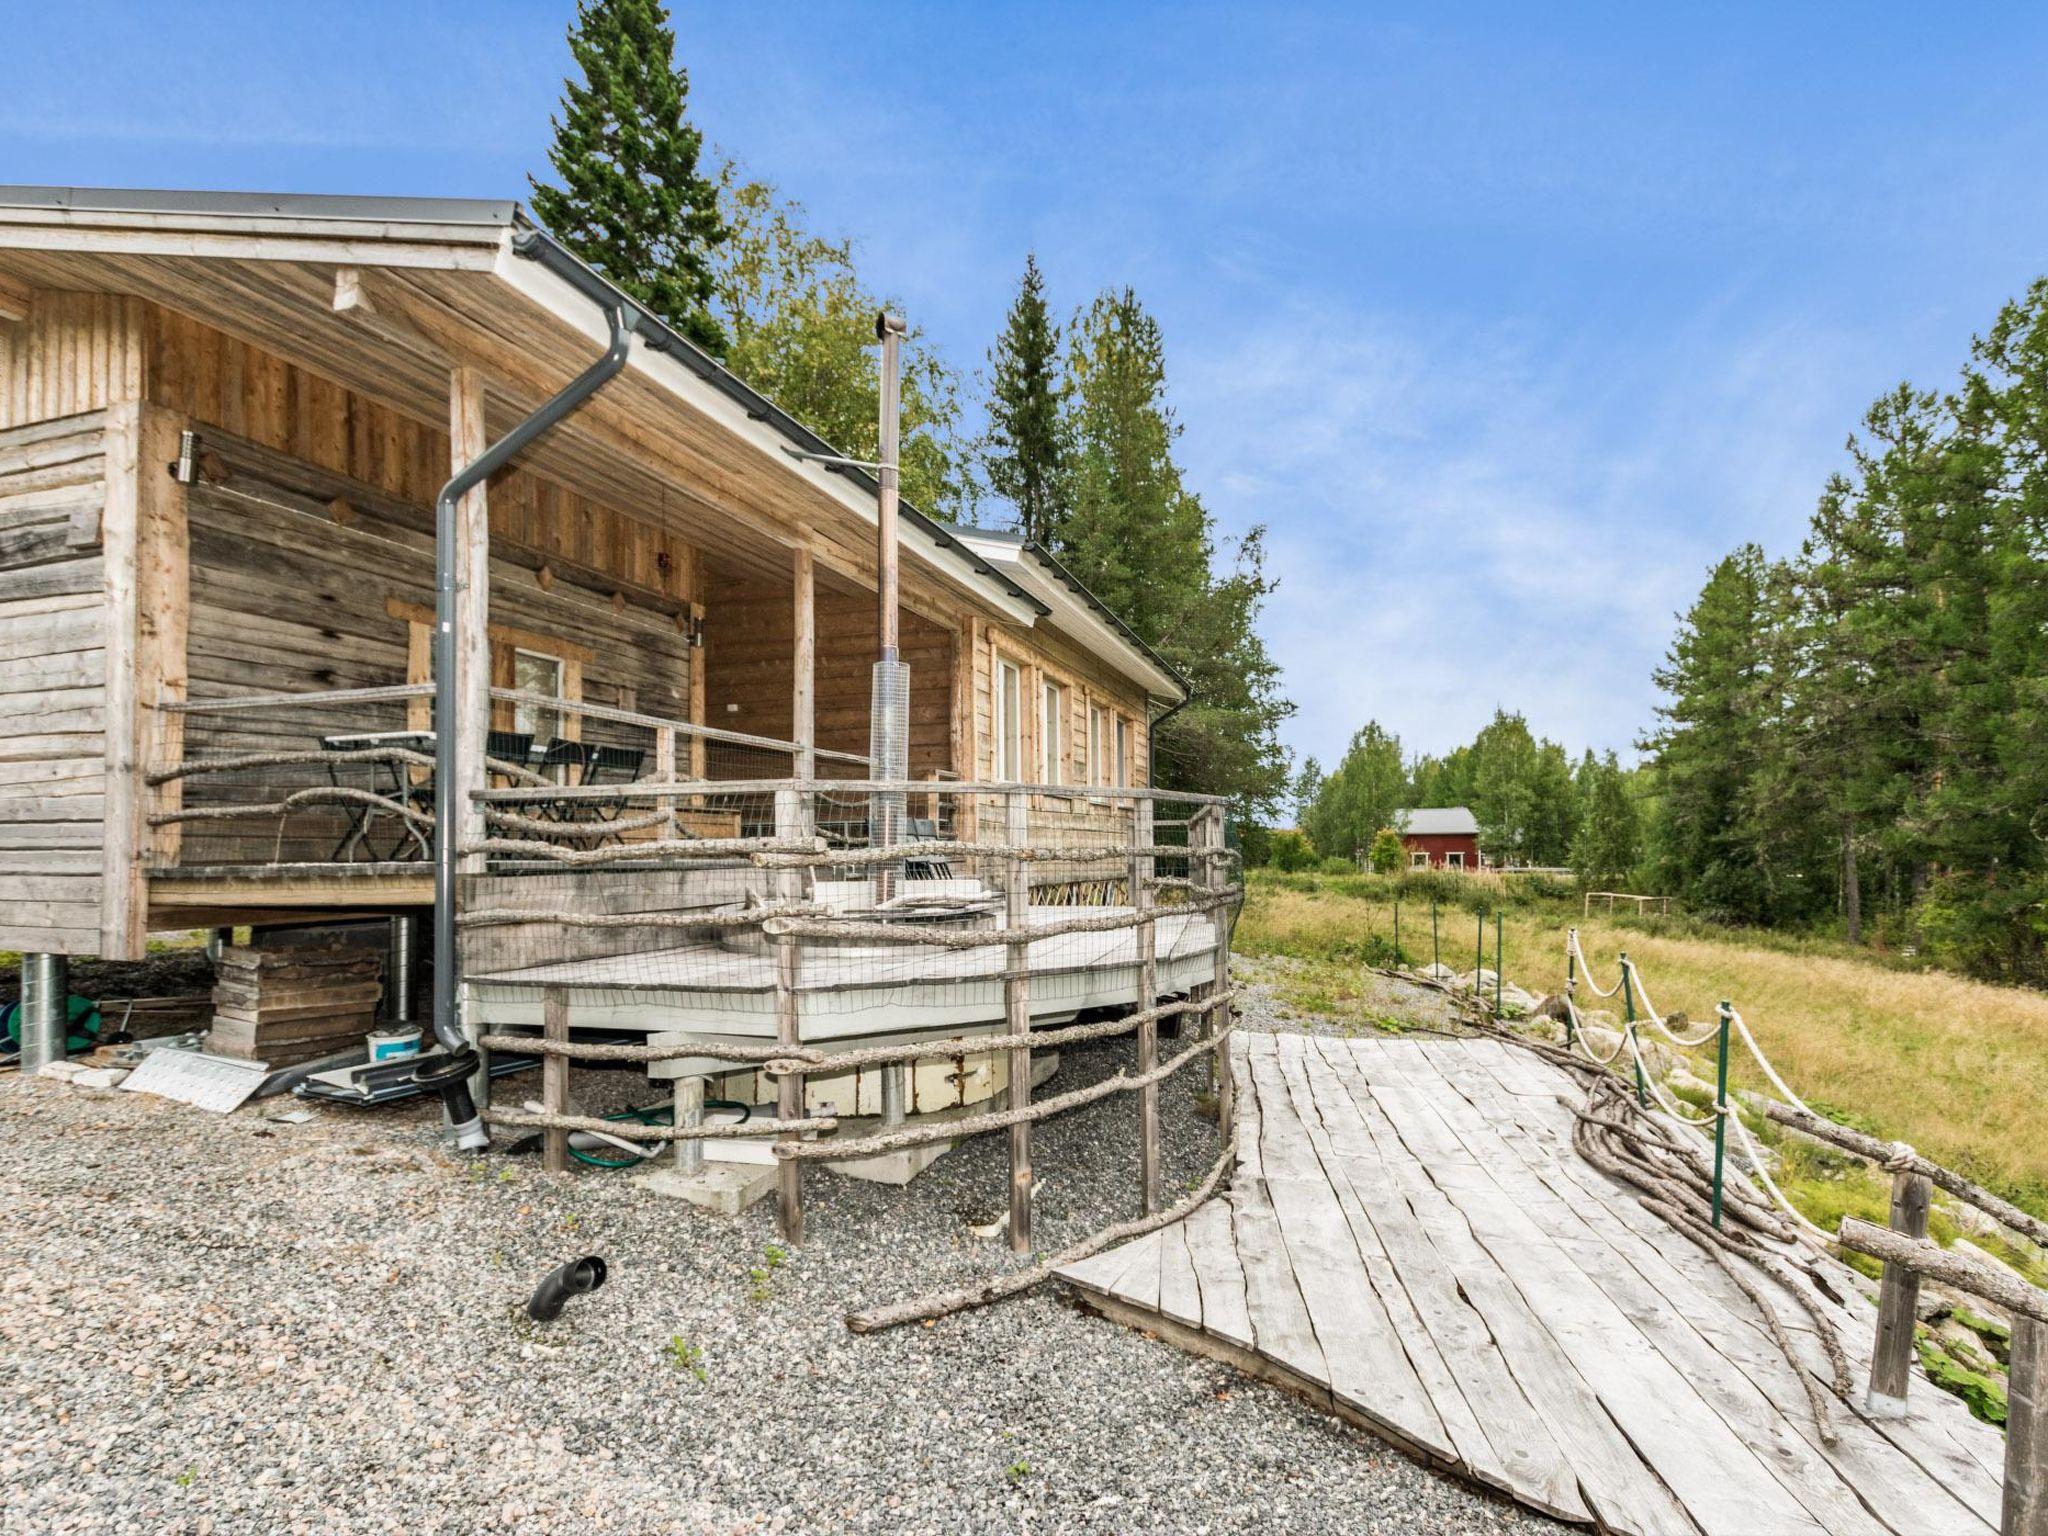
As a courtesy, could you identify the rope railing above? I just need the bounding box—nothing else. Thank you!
[484,792,1240,1305]
[1555,923,2048,1501]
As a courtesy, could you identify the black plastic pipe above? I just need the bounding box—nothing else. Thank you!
[525,1255,608,1322]
[428,298,635,1151]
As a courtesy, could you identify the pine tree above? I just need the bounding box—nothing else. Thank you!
[982,254,1064,543]
[529,0,728,355]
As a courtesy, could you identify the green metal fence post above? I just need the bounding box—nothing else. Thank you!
[1431,899,1439,973]
[1495,910,1503,1015]
[1622,954,1646,1107]
[1565,929,1578,1046]
[1476,911,1483,990]
[1393,898,1400,966]
[1711,1001,1732,1228]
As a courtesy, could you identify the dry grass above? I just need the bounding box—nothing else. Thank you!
[1239,873,2048,1214]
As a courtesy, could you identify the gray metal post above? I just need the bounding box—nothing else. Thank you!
[19,954,68,1076]
[428,297,633,1148]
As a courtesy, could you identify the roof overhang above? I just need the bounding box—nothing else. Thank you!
[956,530,1188,703]
[0,185,1045,626]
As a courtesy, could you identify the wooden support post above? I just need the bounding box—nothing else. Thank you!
[450,368,490,875]
[792,545,816,783]
[674,1075,704,1177]
[688,601,707,782]
[1200,805,1234,1135]
[774,787,805,1244]
[655,726,676,838]
[1134,797,1161,1214]
[1005,790,1033,1254]
[2008,1316,2048,1536]
[1866,1168,1933,1418]
[99,403,190,956]
[541,988,569,1175]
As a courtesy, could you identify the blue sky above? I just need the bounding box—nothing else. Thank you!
[10,2,2048,770]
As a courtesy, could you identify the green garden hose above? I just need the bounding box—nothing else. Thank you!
[568,1098,753,1169]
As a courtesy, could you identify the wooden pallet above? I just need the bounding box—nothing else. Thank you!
[1059,1031,2006,1536]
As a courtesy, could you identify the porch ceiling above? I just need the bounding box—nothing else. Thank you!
[0,224,1010,609]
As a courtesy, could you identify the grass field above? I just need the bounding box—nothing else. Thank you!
[1237,869,2048,1220]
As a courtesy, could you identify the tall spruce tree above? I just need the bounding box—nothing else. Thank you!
[1056,287,1294,817]
[982,254,1064,543]
[529,0,728,355]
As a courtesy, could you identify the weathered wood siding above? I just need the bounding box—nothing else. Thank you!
[0,292,148,428]
[0,411,110,952]
[701,568,955,774]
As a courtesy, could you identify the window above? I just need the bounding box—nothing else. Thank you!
[1446,851,1465,870]
[1040,679,1065,784]
[995,660,1023,780]
[1114,716,1130,787]
[1411,850,1429,869]
[512,649,564,741]
[1088,704,1108,785]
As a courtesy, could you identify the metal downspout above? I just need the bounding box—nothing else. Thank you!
[423,292,636,1150]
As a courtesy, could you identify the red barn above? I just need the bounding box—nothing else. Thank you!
[1395,807,1481,871]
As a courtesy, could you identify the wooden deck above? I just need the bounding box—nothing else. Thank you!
[1059,1031,2006,1536]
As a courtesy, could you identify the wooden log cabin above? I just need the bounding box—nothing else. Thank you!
[0,188,1209,1097]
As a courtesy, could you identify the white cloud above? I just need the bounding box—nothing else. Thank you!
[1171,294,1870,768]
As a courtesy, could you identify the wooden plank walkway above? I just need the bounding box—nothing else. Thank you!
[1058,1031,2006,1535]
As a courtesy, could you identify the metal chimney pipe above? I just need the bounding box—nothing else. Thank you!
[19,953,68,1077]
[871,313,909,906]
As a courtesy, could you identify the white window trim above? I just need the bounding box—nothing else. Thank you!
[1040,678,1065,785]
[511,647,565,740]
[1410,850,1429,869]
[1446,850,1465,870]
[1114,715,1130,788]
[995,658,1023,782]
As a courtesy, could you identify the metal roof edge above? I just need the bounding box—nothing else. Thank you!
[0,184,518,227]
[507,217,1049,622]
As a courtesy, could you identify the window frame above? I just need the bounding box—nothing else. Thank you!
[511,647,566,741]
[1040,677,1065,785]
[1410,850,1429,869]
[994,658,1024,782]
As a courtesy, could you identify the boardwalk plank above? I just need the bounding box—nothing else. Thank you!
[1445,1038,1996,1536]
[1322,1040,1698,1536]
[1157,1218,1203,1330]
[1247,1040,1452,1459]
[1458,1036,2008,1519]
[1284,1035,1588,1521]
[1181,1196,1253,1349]
[1413,1039,1904,1536]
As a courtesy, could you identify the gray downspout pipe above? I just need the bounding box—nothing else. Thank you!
[421,294,636,1150]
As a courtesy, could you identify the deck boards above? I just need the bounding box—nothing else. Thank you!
[1057,1031,2005,1536]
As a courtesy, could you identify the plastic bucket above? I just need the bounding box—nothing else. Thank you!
[366,1027,424,1065]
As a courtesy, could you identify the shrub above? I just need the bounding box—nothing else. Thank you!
[1268,830,1316,872]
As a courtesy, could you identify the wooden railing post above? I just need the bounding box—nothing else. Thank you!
[2008,1316,2048,1536]
[1198,804,1234,1135]
[673,1075,704,1177]
[1005,790,1033,1254]
[655,725,677,839]
[1865,1168,1933,1418]
[541,987,569,1175]
[1134,796,1161,1214]
[774,786,805,1244]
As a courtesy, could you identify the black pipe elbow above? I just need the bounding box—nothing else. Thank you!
[413,1049,489,1152]
[526,1256,608,1322]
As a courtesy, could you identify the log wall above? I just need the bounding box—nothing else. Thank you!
[701,569,955,775]
[0,411,112,952]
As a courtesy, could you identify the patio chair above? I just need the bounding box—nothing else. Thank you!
[577,745,646,847]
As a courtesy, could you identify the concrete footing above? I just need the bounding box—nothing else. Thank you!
[638,1159,780,1216]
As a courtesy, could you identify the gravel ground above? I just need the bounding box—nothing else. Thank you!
[1,991,1557,1536]
[1234,952,1476,1039]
